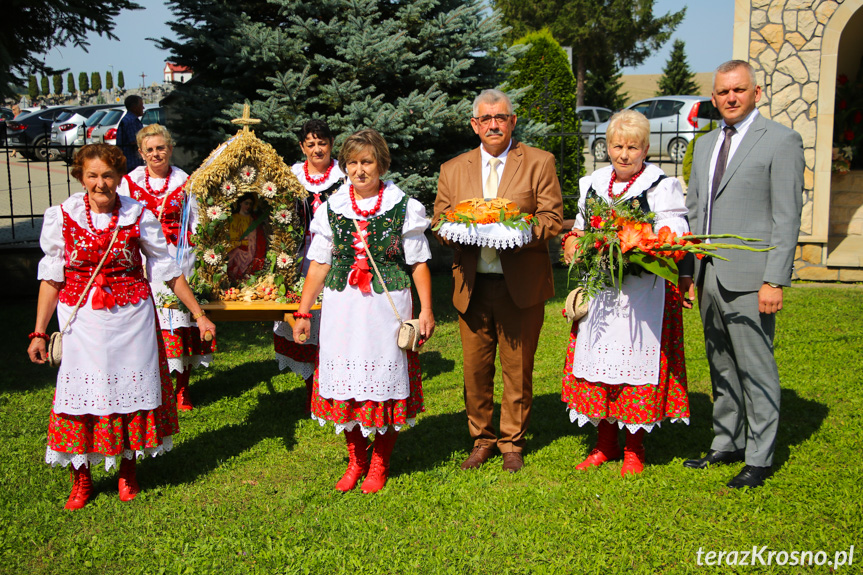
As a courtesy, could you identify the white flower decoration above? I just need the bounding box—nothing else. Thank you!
[221,180,237,197]
[239,165,257,183]
[206,206,224,220]
[273,209,292,224]
[276,252,294,269]
[260,181,277,198]
[203,249,221,265]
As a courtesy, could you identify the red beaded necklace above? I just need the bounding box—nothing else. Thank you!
[144,166,172,196]
[84,193,121,235]
[608,164,646,199]
[304,160,334,186]
[349,182,385,218]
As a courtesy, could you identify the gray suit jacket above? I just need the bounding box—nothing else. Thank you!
[685,113,804,292]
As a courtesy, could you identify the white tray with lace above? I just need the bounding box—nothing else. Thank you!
[438,221,533,249]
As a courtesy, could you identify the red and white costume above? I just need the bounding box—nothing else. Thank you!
[38,193,182,470]
[118,166,214,373]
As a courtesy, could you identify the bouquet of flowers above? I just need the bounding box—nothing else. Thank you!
[567,195,773,302]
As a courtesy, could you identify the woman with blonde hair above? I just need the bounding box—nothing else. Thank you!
[560,109,690,476]
[117,124,213,411]
[293,128,434,493]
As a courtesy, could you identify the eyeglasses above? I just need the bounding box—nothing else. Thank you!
[473,114,513,126]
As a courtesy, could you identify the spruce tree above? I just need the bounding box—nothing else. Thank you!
[28,75,39,101]
[106,70,114,90]
[241,0,516,205]
[504,28,582,217]
[117,71,125,89]
[584,52,628,111]
[53,73,63,95]
[91,71,103,93]
[656,39,699,96]
[67,72,76,94]
[79,71,90,93]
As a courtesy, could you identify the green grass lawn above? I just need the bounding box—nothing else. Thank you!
[1,270,861,574]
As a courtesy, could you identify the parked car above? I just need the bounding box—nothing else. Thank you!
[1,107,13,122]
[93,104,163,146]
[576,106,613,134]
[588,96,720,163]
[4,106,73,161]
[75,108,112,147]
[50,105,117,154]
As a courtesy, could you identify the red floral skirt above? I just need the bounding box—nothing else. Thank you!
[46,313,180,469]
[162,326,216,366]
[561,282,689,430]
[311,351,424,433]
[274,334,318,364]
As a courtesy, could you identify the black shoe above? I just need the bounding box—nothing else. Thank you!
[683,449,745,469]
[727,465,773,489]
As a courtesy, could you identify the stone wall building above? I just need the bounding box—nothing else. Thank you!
[734,0,863,281]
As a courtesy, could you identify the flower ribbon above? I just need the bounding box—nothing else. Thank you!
[347,221,373,293]
[90,273,116,310]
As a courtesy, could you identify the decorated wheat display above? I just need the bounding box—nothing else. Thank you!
[186,105,307,303]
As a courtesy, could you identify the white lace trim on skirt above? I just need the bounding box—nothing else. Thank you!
[44,436,174,471]
[311,414,416,437]
[568,409,689,433]
[276,353,315,380]
[167,354,213,374]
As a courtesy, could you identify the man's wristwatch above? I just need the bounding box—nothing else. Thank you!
[765,282,781,289]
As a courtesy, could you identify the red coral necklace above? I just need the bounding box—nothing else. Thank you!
[608,164,646,199]
[304,160,334,185]
[350,182,385,217]
[84,193,121,235]
[145,167,172,196]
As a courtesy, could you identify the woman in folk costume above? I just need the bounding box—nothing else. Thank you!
[27,144,215,509]
[293,129,434,493]
[117,124,213,411]
[274,120,345,411]
[560,110,690,476]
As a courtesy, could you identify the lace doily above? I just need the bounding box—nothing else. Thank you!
[437,221,532,249]
[276,355,315,380]
[166,354,213,374]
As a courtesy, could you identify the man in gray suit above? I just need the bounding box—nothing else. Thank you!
[680,60,804,489]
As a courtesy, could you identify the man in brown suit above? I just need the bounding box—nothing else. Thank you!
[434,89,563,472]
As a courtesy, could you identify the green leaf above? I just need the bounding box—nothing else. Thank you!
[628,252,679,284]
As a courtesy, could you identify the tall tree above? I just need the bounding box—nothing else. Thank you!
[0,0,142,98]
[91,71,103,92]
[584,51,628,111]
[67,72,76,94]
[504,28,582,217]
[159,0,516,205]
[78,71,90,93]
[28,75,39,101]
[40,75,50,97]
[494,0,685,106]
[106,70,114,91]
[117,71,125,89]
[656,39,699,96]
[53,73,63,95]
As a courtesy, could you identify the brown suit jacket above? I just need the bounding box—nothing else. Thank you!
[434,140,563,313]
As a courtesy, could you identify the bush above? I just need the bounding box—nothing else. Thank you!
[682,122,718,185]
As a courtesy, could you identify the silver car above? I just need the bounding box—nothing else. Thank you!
[588,96,720,163]
[576,106,613,135]
[50,105,117,158]
[93,104,163,145]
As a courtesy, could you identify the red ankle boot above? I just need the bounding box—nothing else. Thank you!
[118,457,141,501]
[65,465,92,510]
[361,430,398,494]
[335,427,370,492]
[175,369,193,411]
[621,429,646,476]
[576,419,622,470]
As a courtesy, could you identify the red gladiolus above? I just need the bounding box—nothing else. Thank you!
[618,222,646,253]
[845,129,855,142]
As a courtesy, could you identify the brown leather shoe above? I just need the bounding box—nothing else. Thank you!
[502,452,524,473]
[460,446,495,470]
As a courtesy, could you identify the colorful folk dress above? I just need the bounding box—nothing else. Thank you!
[38,193,182,470]
[306,182,431,435]
[118,166,214,374]
[273,160,345,379]
[561,164,690,432]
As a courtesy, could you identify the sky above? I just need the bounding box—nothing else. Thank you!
[41,0,735,86]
